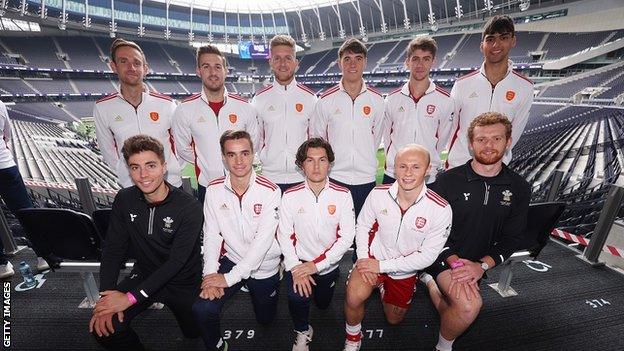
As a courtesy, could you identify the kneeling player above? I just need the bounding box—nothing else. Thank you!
[278,138,356,350]
[193,130,282,351]
[343,144,452,351]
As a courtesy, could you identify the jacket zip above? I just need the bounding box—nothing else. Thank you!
[483,182,490,205]
[388,191,421,245]
[148,207,155,235]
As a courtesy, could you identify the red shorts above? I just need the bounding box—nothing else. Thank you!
[376,274,417,309]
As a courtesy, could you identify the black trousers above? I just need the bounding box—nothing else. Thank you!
[92,270,201,350]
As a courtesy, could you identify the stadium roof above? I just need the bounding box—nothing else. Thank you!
[154,0,352,13]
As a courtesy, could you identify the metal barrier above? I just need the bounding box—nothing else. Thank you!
[583,184,624,264]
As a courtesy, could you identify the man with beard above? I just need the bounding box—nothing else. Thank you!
[420,112,530,351]
[90,135,203,350]
[252,35,317,193]
[383,36,454,184]
[95,38,182,188]
[173,45,260,203]
[445,15,533,169]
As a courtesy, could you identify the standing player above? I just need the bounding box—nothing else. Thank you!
[343,145,452,351]
[173,45,260,203]
[193,131,281,351]
[94,38,181,188]
[446,15,533,169]
[310,38,385,217]
[89,135,203,349]
[383,36,454,184]
[278,138,356,351]
[252,35,317,193]
[0,101,37,278]
[421,113,530,351]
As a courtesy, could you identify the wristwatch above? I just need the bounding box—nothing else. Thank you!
[479,260,489,271]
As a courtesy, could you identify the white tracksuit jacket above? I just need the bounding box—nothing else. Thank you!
[356,182,452,279]
[172,89,260,187]
[252,79,317,184]
[446,61,534,169]
[277,180,355,275]
[383,80,454,182]
[202,172,282,287]
[310,81,385,185]
[93,90,182,187]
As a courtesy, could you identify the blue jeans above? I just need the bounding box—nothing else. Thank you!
[286,267,340,332]
[0,166,33,264]
[192,257,280,350]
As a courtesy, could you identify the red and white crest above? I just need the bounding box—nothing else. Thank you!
[426,104,436,114]
[415,217,427,229]
[253,203,262,215]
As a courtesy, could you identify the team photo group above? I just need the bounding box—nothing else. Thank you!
[87,14,533,351]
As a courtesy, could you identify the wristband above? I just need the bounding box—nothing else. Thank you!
[450,260,464,269]
[126,292,137,305]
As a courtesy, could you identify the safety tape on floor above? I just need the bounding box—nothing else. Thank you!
[551,228,624,258]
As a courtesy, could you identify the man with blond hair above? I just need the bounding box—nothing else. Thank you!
[252,35,318,193]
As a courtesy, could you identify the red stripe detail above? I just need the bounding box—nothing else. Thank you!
[191,138,201,179]
[388,87,402,96]
[346,332,362,342]
[313,224,341,264]
[149,91,173,101]
[435,87,450,97]
[456,70,479,81]
[208,176,226,186]
[220,240,226,256]
[608,246,619,256]
[328,181,349,192]
[296,83,316,96]
[426,193,447,208]
[167,129,176,156]
[96,93,118,103]
[256,175,278,190]
[320,85,340,98]
[512,70,533,85]
[183,93,201,103]
[255,178,278,191]
[426,189,448,206]
[290,233,297,253]
[284,183,305,194]
[368,221,379,258]
[374,184,391,190]
[367,86,383,97]
[256,85,273,96]
[228,93,248,103]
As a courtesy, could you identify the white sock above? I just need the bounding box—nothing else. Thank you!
[216,338,224,348]
[436,333,454,351]
[419,272,434,286]
[345,323,362,340]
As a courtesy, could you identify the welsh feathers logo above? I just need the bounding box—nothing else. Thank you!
[426,104,436,114]
[505,90,516,101]
[363,105,371,116]
[254,203,263,215]
[149,112,159,121]
[327,204,336,215]
[229,114,238,123]
[415,217,427,229]
[295,103,304,112]
[163,216,173,228]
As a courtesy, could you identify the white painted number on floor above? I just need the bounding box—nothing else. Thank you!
[364,329,384,339]
[522,260,552,272]
[223,329,255,340]
[585,299,611,309]
[14,273,47,292]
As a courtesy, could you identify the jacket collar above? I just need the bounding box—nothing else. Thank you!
[338,79,368,96]
[136,181,174,206]
[387,180,428,205]
[200,86,230,105]
[272,77,298,93]
[224,170,256,194]
[478,59,515,81]
[399,79,437,99]
[463,160,512,185]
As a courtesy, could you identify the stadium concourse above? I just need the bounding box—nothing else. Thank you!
[1,0,624,349]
